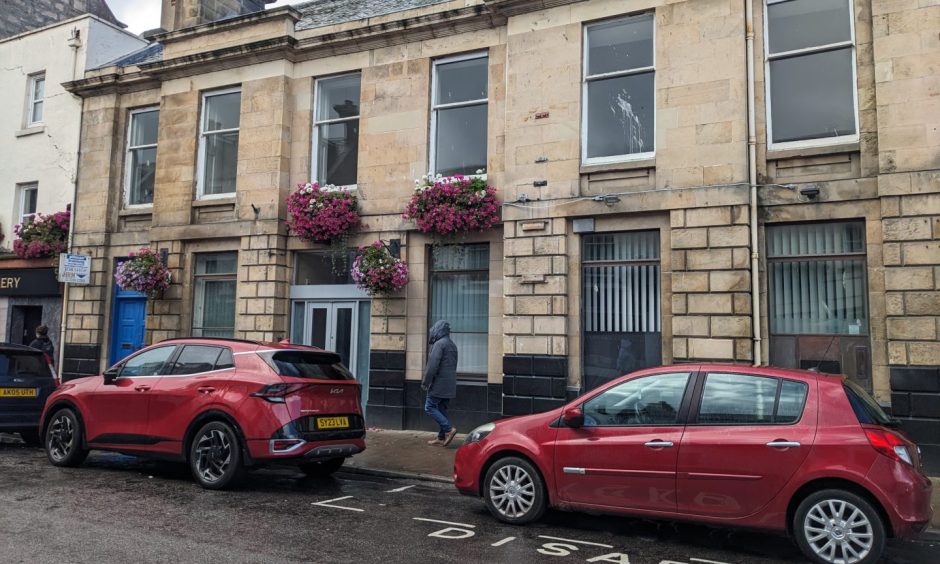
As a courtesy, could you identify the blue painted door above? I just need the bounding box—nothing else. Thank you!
[109,297,147,366]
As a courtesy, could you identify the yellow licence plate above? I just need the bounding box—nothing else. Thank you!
[0,388,37,398]
[317,416,349,430]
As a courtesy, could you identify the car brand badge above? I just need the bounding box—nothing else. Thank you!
[330,388,344,394]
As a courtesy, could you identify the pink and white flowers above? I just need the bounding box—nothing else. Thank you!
[286,182,361,243]
[351,241,409,296]
[114,247,171,298]
[13,209,70,259]
[402,172,500,237]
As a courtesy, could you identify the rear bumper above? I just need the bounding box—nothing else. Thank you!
[866,456,933,539]
[246,437,365,462]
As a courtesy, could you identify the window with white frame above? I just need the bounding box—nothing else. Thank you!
[765,0,858,147]
[26,73,45,126]
[313,74,360,187]
[192,252,237,338]
[430,53,488,177]
[125,107,159,206]
[198,88,241,197]
[16,183,38,225]
[583,14,655,164]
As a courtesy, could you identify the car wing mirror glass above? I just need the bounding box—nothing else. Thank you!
[562,406,584,429]
[103,366,120,385]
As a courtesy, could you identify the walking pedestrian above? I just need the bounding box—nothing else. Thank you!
[422,320,458,446]
[29,325,55,365]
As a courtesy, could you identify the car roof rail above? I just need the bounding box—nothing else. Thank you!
[157,336,266,346]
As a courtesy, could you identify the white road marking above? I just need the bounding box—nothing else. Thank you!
[691,559,731,564]
[412,517,477,528]
[311,496,364,512]
[387,485,415,493]
[537,535,614,548]
[491,536,516,547]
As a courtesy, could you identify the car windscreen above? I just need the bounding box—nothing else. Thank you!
[0,352,47,378]
[258,351,354,380]
[843,379,894,426]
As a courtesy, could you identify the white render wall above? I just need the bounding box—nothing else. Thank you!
[0,16,146,248]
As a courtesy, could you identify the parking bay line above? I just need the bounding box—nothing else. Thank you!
[311,496,364,512]
[690,559,731,564]
[413,517,477,528]
[537,535,614,548]
[387,485,415,493]
[491,537,516,547]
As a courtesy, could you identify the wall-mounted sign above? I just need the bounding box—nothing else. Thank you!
[58,253,91,285]
[0,268,60,296]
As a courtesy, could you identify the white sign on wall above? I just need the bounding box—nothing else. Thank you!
[58,253,91,285]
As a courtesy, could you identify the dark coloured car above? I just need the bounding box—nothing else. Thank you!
[455,364,933,564]
[40,338,365,489]
[0,343,59,445]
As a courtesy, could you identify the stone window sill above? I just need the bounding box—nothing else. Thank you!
[15,126,45,138]
[119,207,153,217]
[192,197,236,208]
[766,142,860,161]
[580,158,656,175]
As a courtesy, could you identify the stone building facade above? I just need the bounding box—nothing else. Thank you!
[62,0,940,470]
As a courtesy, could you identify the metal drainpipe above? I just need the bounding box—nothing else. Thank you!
[746,0,762,366]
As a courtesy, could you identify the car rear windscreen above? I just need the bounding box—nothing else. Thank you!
[843,379,893,426]
[259,351,354,380]
[0,352,47,378]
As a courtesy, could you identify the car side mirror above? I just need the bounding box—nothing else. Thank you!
[103,366,120,385]
[562,406,584,429]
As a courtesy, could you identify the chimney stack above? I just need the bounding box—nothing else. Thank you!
[160,0,277,32]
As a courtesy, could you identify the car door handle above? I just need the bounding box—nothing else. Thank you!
[644,440,674,449]
[134,385,151,392]
[766,440,801,449]
[197,386,216,395]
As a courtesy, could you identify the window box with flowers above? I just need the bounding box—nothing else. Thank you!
[402,172,501,238]
[114,247,172,299]
[12,209,70,259]
[351,241,409,296]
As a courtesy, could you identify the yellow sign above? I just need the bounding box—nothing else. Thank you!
[0,388,37,397]
[0,277,21,289]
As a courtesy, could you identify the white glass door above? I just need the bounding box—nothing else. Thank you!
[306,302,358,376]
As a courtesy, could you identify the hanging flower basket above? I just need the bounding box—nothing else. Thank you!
[114,247,171,298]
[286,182,361,243]
[351,241,409,296]
[12,210,70,259]
[402,173,501,237]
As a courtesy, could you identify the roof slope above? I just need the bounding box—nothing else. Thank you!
[294,0,449,31]
[0,0,126,40]
[96,42,164,68]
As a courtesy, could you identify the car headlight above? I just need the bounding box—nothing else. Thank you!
[464,422,496,445]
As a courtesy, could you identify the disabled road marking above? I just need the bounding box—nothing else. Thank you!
[387,485,415,493]
[538,535,614,548]
[311,496,364,512]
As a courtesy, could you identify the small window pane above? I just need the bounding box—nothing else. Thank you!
[295,252,355,284]
[699,373,778,425]
[777,380,808,423]
[587,15,654,76]
[216,348,235,370]
[582,373,690,427]
[130,110,159,146]
[583,231,660,262]
[767,221,865,257]
[316,121,359,186]
[202,131,239,195]
[768,0,852,55]
[196,253,237,275]
[31,101,43,124]
[121,346,175,377]
[128,147,156,205]
[435,57,488,104]
[23,187,38,215]
[434,104,487,176]
[316,74,361,121]
[33,77,45,101]
[170,346,222,375]
[195,279,236,338]
[432,245,489,271]
[769,48,856,144]
[586,73,654,158]
[203,91,241,131]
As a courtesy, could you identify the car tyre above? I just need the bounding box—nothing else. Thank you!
[299,457,345,478]
[483,456,547,525]
[19,429,41,446]
[45,408,89,467]
[189,421,244,490]
[793,488,886,564]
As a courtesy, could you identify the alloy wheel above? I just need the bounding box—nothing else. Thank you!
[47,413,75,462]
[194,429,232,484]
[488,463,536,519]
[803,498,874,564]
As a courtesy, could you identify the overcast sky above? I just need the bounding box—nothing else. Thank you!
[108,0,309,35]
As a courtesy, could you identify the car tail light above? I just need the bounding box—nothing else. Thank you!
[864,426,913,466]
[251,383,308,403]
[44,354,60,388]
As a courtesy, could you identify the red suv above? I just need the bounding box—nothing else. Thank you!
[455,365,933,564]
[40,338,365,489]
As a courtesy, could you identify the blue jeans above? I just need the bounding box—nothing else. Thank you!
[424,395,452,440]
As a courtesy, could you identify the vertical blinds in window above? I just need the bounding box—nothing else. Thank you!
[582,232,661,334]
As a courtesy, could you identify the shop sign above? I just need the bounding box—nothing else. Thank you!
[0,268,61,296]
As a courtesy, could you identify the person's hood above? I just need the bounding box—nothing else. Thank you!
[428,320,450,344]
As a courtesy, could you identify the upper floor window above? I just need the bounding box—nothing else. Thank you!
[25,73,45,127]
[583,14,655,164]
[16,183,38,225]
[125,107,159,207]
[313,74,360,188]
[198,88,240,198]
[765,0,858,148]
[430,53,488,177]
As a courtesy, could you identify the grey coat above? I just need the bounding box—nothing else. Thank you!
[422,320,458,399]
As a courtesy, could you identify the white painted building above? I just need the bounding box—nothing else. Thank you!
[0,14,146,347]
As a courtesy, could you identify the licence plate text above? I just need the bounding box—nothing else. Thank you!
[0,388,38,398]
[317,416,349,430]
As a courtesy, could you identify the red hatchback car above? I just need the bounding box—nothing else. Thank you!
[39,338,365,489]
[455,365,933,564]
